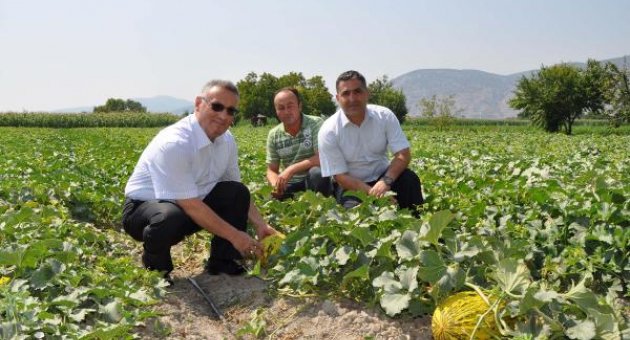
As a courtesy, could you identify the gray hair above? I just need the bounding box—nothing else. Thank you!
[200,80,239,98]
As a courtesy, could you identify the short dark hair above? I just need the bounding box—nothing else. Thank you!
[201,80,239,98]
[274,87,302,105]
[335,70,367,92]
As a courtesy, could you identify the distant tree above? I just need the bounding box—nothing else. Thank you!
[236,72,279,122]
[418,94,461,130]
[303,76,336,117]
[93,98,147,113]
[602,61,630,127]
[236,72,336,121]
[368,75,408,123]
[277,72,306,89]
[509,62,605,134]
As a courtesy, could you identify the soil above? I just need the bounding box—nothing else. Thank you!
[135,243,432,339]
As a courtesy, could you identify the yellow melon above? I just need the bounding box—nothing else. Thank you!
[261,232,286,266]
[432,291,499,340]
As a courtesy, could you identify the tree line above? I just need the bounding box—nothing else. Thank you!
[235,72,408,123]
[93,72,408,123]
[92,58,629,132]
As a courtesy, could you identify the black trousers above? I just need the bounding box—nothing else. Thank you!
[334,168,424,216]
[121,181,250,273]
[275,166,333,200]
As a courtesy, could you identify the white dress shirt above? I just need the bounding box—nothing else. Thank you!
[318,104,410,183]
[125,114,240,201]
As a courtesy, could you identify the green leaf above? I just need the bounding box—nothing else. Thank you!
[520,286,545,314]
[30,264,56,289]
[587,307,619,339]
[342,264,369,287]
[378,209,397,221]
[68,308,94,322]
[564,278,608,313]
[380,292,411,316]
[407,298,433,317]
[566,320,596,340]
[452,242,481,262]
[129,289,152,304]
[492,258,530,295]
[417,250,446,283]
[420,210,454,245]
[396,266,419,292]
[51,293,81,308]
[100,299,123,323]
[350,227,375,247]
[435,264,464,294]
[0,249,23,266]
[335,246,352,266]
[533,290,560,302]
[375,239,394,259]
[396,230,419,260]
[372,271,402,293]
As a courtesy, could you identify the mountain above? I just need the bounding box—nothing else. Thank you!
[53,95,193,114]
[392,55,629,119]
[52,105,94,113]
[133,95,193,115]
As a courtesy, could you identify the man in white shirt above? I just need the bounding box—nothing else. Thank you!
[318,70,423,216]
[123,80,277,281]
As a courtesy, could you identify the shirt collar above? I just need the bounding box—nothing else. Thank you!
[340,107,372,127]
[189,114,218,150]
[281,113,304,134]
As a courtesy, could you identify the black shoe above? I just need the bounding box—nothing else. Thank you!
[163,273,174,286]
[205,258,246,276]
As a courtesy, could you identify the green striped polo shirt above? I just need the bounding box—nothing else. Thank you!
[266,114,323,184]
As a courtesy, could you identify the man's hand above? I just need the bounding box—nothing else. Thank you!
[267,163,296,197]
[256,223,277,241]
[369,180,391,198]
[232,230,263,259]
[273,168,294,195]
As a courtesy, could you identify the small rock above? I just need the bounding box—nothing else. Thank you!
[368,323,381,334]
[321,299,338,316]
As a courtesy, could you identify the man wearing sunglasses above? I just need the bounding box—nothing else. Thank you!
[122,80,277,282]
[266,87,332,200]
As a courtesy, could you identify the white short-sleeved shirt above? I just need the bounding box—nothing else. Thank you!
[124,114,240,201]
[318,104,410,182]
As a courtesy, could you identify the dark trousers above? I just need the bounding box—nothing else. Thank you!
[334,168,424,216]
[121,181,250,273]
[276,166,333,200]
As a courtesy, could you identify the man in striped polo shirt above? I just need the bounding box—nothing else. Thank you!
[266,87,332,200]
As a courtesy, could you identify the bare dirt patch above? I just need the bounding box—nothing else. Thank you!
[135,243,431,339]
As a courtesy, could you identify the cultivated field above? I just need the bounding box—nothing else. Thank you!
[0,124,628,338]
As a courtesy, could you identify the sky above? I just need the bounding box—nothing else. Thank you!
[1,0,629,112]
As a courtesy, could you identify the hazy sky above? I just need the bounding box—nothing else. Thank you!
[1,0,628,111]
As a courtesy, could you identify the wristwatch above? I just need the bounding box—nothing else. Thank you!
[382,175,394,186]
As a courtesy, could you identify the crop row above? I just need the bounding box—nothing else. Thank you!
[0,112,180,128]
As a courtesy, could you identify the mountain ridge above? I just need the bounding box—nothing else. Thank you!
[392,55,629,118]
[51,55,629,118]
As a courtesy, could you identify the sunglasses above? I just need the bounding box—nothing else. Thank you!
[202,97,239,116]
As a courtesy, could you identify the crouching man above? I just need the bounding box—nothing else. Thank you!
[318,71,424,216]
[122,80,276,282]
[266,87,331,200]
